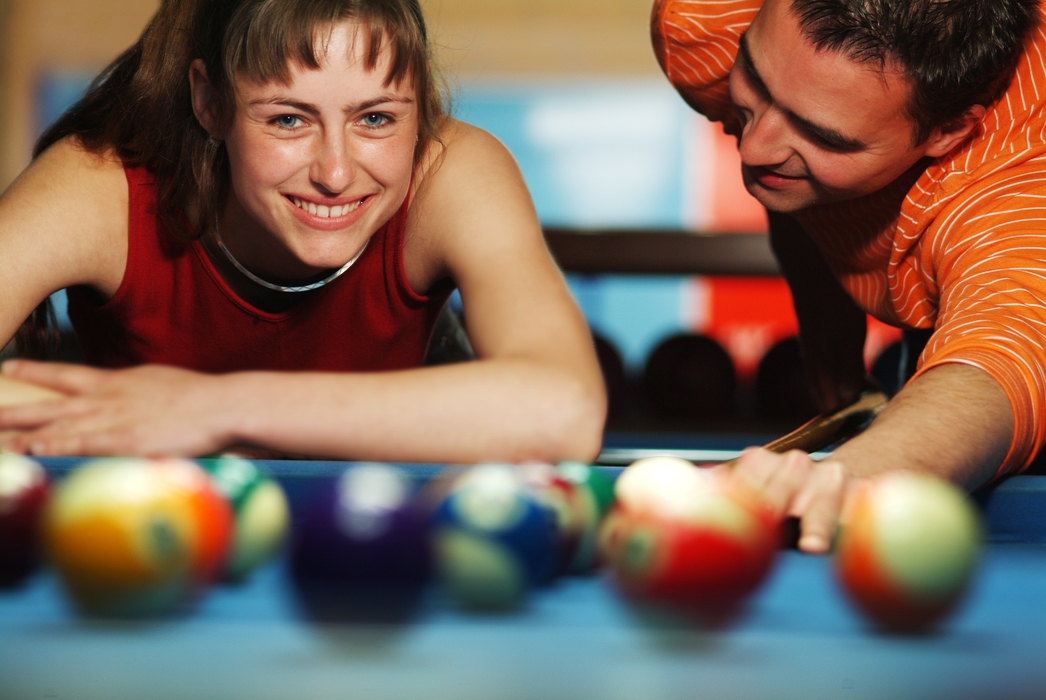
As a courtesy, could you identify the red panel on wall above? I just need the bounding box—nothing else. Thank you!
[688,276,904,382]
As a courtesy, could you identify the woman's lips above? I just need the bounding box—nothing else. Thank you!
[285,194,372,230]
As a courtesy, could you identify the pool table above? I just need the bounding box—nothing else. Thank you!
[2,440,1045,700]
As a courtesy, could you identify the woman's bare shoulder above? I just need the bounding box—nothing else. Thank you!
[30,136,127,189]
[0,136,129,294]
[413,119,515,187]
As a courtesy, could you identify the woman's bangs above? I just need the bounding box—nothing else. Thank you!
[228,1,422,89]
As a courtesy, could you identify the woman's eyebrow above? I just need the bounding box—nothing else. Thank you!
[248,95,415,115]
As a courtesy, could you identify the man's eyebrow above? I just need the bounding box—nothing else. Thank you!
[736,31,866,152]
[790,111,865,151]
[737,33,771,100]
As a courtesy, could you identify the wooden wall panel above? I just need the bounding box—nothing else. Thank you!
[422,0,660,78]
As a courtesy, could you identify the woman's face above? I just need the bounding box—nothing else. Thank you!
[220,20,419,281]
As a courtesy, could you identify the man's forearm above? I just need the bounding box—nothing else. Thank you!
[830,363,1013,488]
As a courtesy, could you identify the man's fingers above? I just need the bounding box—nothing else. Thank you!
[794,460,847,554]
[733,448,815,519]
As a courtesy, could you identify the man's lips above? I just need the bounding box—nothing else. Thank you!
[745,165,806,189]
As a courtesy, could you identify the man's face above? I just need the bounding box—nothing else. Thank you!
[728,0,932,212]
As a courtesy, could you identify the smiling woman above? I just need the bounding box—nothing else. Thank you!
[0,0,606,463]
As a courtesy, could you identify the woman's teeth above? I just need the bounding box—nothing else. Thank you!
[292,197,363,218]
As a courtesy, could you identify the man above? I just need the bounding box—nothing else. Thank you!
[651,0,1046,551]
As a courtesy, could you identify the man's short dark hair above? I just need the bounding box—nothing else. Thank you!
[792,0,1041,143]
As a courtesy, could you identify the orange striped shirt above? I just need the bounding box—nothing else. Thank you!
[653,0,1046,474]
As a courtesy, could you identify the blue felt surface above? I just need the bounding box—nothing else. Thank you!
[3,457,1046,699]
[2,543,1045,700]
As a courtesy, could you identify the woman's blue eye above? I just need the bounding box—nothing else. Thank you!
[361,113,390,128]
[274,115,301,128]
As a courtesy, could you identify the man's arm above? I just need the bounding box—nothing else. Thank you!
[736,362,1011,553]
[741,212,1015,553]
[830,363,1011,487]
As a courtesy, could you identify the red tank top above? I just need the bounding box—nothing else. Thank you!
[67,166,452,373]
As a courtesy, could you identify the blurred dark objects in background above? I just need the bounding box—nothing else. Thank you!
[755,337,818,424]
[642,333,736,423]
[592,333,628,423]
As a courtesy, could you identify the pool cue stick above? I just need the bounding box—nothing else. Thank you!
[722,390,889,467]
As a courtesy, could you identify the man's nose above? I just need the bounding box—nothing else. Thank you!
[738,107,793,168]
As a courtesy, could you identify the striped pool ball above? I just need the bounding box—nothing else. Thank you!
[836,471,982,632]
[199,457,290,581]
[433,464,557,610]
[0,454,50,586]
[601,456,779,623]
[44,458,233,617]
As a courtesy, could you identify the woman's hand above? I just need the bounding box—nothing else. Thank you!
[0,360,234,457]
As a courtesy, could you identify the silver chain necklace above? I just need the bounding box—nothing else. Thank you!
[212,218,367,293]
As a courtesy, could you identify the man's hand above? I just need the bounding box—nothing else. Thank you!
[0,360,234,457]
[727,447,866,554]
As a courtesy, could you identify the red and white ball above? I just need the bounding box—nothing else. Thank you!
[836,471,982,632]
[601,456,780,620]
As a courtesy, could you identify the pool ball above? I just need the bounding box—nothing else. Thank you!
[556,461,615,573]
[612,456,709,517]
[432,463,557,610]
[44,458,233,617]
[0,455,50,586]
[835,471,982,632]
[289,463,431,623]
[602,456,780,622]
[517,461,585,579]
[199,457,290,581]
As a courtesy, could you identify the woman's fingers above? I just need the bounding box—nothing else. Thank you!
[0,365,232,458]
[1,360,108,395]
[0,372,66,407]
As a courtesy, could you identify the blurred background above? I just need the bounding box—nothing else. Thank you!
[0,0,903,434]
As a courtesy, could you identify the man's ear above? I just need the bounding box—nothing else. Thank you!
[189,59,222,138]
[923,104,986,158]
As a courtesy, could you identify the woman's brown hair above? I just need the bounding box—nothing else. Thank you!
[16,0,446,357]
